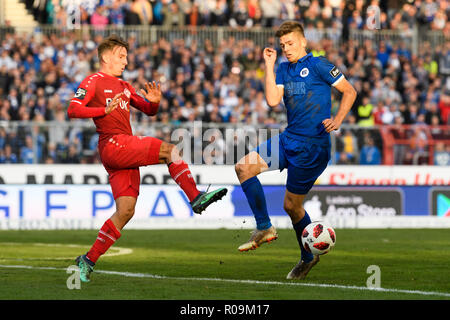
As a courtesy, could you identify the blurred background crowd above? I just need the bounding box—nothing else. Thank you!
[0,0,449,165]
[23,0,450,32]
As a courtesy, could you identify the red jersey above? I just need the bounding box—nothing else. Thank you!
[67,72,158,150]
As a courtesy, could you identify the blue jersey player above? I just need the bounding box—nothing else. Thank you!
[235,21,357,279]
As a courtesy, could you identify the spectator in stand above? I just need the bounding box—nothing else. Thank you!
[186,3,202,26]
[259,0,281,28]
[0,145,18,164]
[229,0,253,28]
[45,142,57,163]
[109,0,126,26]
[162,1,185,27]
[424,101,442,124]
[438,91,450,124]
[65,144,81,164]
[20,135,35,164]
[177,0,193,25]
[357,96,374,127]
[376,41,391,69]
[341,129,359,163]
[360,136,381,165]
[404,128,428,164]
[337,152,353,165]
[131,0,153,25]
[210,0,228,26]
[90,5,109,29]
[152,0,164,25]
[372,101,384,125]
[381,104,399,125]
[434,142,450,165]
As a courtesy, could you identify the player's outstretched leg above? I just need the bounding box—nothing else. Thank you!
[168,159,228,214]
[163,142,228,214]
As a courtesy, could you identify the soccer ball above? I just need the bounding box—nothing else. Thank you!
[301,222,336,255]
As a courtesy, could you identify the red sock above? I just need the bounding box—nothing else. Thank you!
[86,219,121,264]
[168,161,200,202]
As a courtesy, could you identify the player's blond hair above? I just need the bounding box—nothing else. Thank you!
[97,34,129,63]
[275,21,305,38]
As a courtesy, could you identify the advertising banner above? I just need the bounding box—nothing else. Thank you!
[430,188,450,217]
[302,188,403,221]
[0,184,449,230]
[0,165,449,186]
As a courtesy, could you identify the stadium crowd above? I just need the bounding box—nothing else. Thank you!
[0,0,449,165]
[24,0,450,32]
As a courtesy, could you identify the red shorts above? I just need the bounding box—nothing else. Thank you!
[99,134,163,200]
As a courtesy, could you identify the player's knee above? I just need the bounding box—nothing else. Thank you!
[284,200,304,219]
[160,142,180,163]
[283,200,295,215]
[119,206,135,221]
[235,162,248,179]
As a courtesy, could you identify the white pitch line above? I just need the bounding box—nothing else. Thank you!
[0,263,449,298]
[0,243,133,260]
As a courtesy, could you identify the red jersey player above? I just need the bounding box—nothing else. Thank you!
[67,35,227,282]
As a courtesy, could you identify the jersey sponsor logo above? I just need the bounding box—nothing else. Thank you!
[285,81,306,96]
[119,100,129,111]
[104,89,113,93]
[330,66,341,78]
[74,88,87,100]
[106,98,130,112]
[124,88,131,98]
[300,68,309,77]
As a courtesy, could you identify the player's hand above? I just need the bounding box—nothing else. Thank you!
[105,92,123,115]
[263,48,277,67]
[322,118,341,133]
[140,81,162,104]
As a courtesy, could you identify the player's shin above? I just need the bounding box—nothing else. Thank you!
[86,219,122,264]
[168,161,200,202]
[241,176,272,230]
[292,211,314,263]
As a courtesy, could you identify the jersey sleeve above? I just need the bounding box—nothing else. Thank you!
[67,77,106,118]
[128,83,159,116]
[275,62,287,88]
[314,57,345,87]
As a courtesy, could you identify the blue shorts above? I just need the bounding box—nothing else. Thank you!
[256,132,330,195]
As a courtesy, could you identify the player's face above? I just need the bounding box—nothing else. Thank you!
[279,32,307,63]
[103,46,128,77]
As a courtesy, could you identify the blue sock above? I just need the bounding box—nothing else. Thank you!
[293,211,314,263]
[241,176,272,230]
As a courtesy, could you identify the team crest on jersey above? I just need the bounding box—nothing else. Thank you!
[300,68,309,78]
[124,88,131,98]
[74,88,87,100]
[330,66,341,78]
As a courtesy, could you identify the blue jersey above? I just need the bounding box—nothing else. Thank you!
[276,52,344,144]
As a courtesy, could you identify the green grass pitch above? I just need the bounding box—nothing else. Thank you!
[0,229,449,300]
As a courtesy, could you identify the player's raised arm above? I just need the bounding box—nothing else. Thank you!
[129,81,161,116]
[67,80,122,118]
[322,77,357,133]
[263,48,284,107]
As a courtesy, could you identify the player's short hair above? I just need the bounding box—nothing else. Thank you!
[97,34,129,63]
[275,21,305,38]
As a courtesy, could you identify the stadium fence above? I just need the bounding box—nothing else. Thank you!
[1,121,448,166]
[0,25,448,55]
